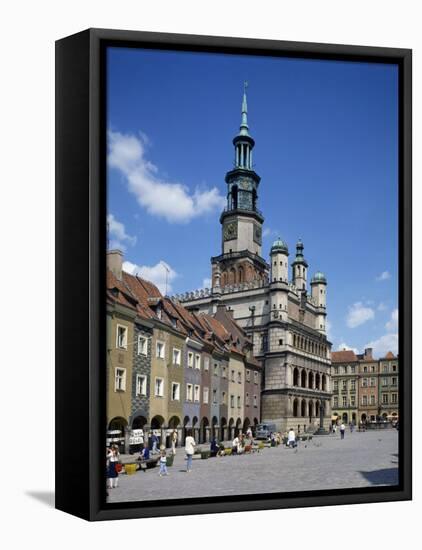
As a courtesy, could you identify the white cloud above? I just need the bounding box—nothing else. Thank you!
[376,271,391,281]
[108,130,225,223]
[377,302,387,311]
[123,260,177,295]
[365,333,398,357]
[346,302,375,328]
[337,342,359,354]
[107,213,137,251]
[202,278,212,289]
[385,308,398,331]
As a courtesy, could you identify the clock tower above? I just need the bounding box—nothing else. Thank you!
[211,84,269,289]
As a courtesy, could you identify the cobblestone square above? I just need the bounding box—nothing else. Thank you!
[107,429,399,503]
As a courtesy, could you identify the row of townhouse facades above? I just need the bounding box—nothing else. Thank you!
[330,348,399,425]
[106,250,263,451]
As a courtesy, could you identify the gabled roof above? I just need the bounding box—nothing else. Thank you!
[331,350,358,363]
[384,351,396,359]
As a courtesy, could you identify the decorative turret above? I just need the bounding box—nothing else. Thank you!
[212,82,269,289]
[311,271,327,333]
[292,239,308,290]
[269,237,289,324]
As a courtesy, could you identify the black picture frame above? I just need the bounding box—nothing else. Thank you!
[55,28,412,521]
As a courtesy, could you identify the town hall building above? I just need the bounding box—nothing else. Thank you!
[173,86,333,433]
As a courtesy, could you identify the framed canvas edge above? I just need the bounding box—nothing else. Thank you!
[55,28,412,522]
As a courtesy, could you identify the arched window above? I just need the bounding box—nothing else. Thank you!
[315,373,321,390]
[301,399,307,417]
[238,266,244,283]
[293,367,299,386]
[308,371,314,389]
[293,398,299,416]
[231,185,238,210]
[301,370,307,388]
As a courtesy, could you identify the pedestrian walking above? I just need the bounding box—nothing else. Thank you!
[171,429,178,455]
[185,429,196,472]
[158,449,169,476]
[106,444,120,489]
[246,426,252,439]
[332,423,337,435]
[340,423,345,439]
[349,422,354,433]
[232,435,240,454]
[287,428,296,448]
[210,437,219,457]
[151,432,159,454]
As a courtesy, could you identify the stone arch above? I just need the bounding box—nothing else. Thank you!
[221,271,228,286]
[131,414,148,430]
[315,372,321,390]
[235,418,242,436]
[228,417,235,440]
[308,400,314,418]
[200,417,209,443]
[150,415,164,430]
[315,400,320,417]
[301,369,307,388]
[293,367,299,386]
[308,371,314,389]
[342,412,348,423]
[301,399,307,417]
[243,417,251,433]
[293,398,299,417]
[238,266,244,283]
[168,415,181,429]
[219,416,227,441]
[229,268,236,285]
[322,374,327,391]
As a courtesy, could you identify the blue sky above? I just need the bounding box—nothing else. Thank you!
[107,47,398,358]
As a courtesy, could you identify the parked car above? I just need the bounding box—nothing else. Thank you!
[255,423,277,440]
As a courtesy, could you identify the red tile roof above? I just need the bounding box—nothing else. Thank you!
[384,351,396,359]
[331,350,358,363]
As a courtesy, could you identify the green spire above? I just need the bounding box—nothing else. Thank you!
[239,81,250,136]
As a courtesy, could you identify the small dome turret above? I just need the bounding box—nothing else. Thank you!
[271,238,289,254]
[311,271,327,284]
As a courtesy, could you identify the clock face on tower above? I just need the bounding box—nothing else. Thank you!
[223,221,238,241]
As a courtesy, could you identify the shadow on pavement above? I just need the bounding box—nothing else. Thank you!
[359,468,398,486]
[26,491,55,508]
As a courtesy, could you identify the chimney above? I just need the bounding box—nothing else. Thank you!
[107,249,123,281]
[364,347,373,359]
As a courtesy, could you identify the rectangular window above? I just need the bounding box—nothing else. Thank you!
[154,377,164,397]
[254,371,259,385]
[204,357,209,371]
[222,366,226,378]
[195,354,201,370]
[221,391,226,404]
[370,395,375,405]
[245,393,250,406]
[230,395,235,408]
[137,335,147,355]
[213,389,218,404]
[171,382,180,401]
[350,379,356,391]
[186,383,193,401]
[172,348,181,365]
[383,365,388,373]
[392,377,397,386]
[363,366,368,373]
[333,397,338,407]
[194,384,200,402]
[333,380,338,391]
[350,366,355,373]
[231,370,235,382]
[116,325,128,349]
[237,395,241,408]
[334,366,339,374]
[362,378,368,387]
[136,374,147,396]
[253,395,258,407]
[156,341,165,359]
[342,380,347,390]
[391,393,398,404]
[362,395,368,406]
[213,363,218,376]
[342,396,347,407]
[237,371,242,384]
[382,393,389,404]
[392,365,397,372]
[203,387,209,404]
[350,396,356,406]
[188,352,194,367]
[115,368,126,391]
[246,369,251,382]
[370,377,376,387]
